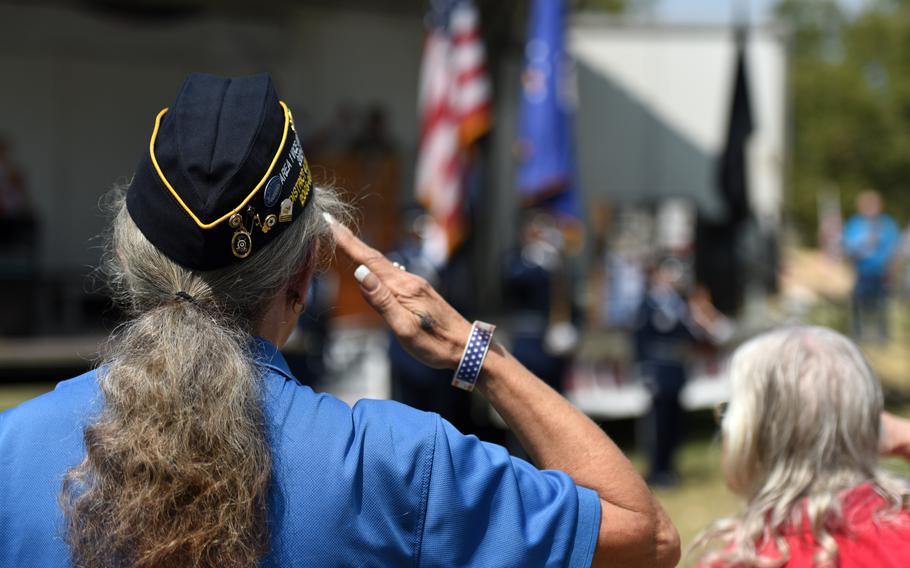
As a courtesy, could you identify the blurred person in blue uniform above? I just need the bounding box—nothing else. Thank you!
[0,73,679,568]
[504,212,579,394]
[603,249,647,329]
[387,209,472,433]
[842,190,899,342]
[503,212,580,462]
[635,258,728,487]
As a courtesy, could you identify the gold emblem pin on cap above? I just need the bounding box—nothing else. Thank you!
[231,229,252,258]
[279,198,293,223]
[262,214,277,234]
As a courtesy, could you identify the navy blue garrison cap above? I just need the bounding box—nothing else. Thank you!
[127,72,313,271]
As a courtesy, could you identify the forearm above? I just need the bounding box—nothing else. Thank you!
[326,220,679,565]
[893,442,910,460]
[476,343,654,515]
[882,411,910,460]
[476,344,679,566]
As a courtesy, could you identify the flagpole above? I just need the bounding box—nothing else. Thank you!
[733,0,751,30]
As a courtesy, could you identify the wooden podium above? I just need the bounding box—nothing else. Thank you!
[314,156,400,326]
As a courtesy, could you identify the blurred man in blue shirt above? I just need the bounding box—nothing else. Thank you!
[842,190,900,341]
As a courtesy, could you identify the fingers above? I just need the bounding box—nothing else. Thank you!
[353,265,415,334]
[326,213,401,281]
[881,412,902,453]
[880,411,907,456]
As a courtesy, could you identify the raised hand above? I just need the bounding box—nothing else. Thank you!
[880,411,910,459]
[327,214,472,370]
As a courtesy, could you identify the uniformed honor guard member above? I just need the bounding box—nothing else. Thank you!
[0,73,679,568]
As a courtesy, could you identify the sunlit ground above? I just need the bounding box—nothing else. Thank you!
[0,382,54,413]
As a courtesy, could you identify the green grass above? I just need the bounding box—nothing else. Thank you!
[632,436,740,552]
[0,382,55,413]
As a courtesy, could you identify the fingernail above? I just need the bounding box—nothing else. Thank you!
[322,211,336,225]
[354,264,379,292]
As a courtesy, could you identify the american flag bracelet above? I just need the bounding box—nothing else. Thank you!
[451,321,496,392]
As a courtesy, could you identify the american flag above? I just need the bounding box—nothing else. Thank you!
[415,0,491,265]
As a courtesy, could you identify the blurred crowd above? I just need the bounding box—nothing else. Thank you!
[284,191,739,487]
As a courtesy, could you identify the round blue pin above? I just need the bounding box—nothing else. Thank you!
[264,175,282,208]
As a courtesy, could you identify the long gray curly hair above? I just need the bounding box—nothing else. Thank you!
[61,184,349,568]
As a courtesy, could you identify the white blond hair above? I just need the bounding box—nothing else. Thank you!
[691,326,910,567]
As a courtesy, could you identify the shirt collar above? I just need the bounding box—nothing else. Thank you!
[251,336,298,383]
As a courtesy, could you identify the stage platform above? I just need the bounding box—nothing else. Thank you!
[0,335,104,381]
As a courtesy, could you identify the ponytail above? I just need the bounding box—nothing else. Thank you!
[62,186,349,567]
[64,300,270,567]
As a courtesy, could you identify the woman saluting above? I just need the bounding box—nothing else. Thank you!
[0,73,677,568]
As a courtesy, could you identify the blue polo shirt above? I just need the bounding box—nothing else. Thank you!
[0,339,600,567]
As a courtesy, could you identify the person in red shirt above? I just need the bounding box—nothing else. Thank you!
[691,326,910,567]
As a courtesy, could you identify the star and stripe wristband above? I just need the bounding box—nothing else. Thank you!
[451,321,496,392]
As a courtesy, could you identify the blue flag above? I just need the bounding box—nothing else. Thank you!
[515,0,580,218]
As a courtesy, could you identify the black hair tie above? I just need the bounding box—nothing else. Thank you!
[174,291,197,304]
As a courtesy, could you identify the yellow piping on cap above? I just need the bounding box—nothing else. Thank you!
[148,100,292,230]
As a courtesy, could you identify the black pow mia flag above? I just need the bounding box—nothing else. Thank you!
[718,29,754,225]
[695,29,754,315]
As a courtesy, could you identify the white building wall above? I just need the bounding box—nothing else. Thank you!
[567,17,787,224]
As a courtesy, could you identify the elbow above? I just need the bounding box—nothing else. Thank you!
[634,510,681,568]
[652,509,681,568]
[591,506,680,568]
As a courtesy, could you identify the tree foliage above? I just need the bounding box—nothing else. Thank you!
[777,0,910,238]
[579,0,658,15]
